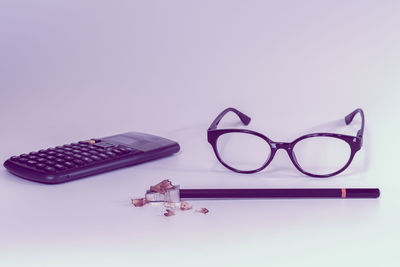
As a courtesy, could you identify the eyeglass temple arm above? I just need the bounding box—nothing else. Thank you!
[344,108,365,141]
[208,107,251,131]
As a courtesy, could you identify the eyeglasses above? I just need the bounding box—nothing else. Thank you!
[207,108,365,178]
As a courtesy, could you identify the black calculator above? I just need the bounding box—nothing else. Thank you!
[3,132,180,184]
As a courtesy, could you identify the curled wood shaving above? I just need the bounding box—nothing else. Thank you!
[150,179,174,194]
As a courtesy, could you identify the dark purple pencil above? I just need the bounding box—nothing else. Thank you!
[145,186,380,202]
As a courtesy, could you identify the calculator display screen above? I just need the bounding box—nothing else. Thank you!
[111,135,135,145]
[103,132,174,152]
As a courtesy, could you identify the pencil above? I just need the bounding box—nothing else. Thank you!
[180,188,380,199]
[145,187,380,202]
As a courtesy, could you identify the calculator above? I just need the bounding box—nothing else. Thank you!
[3,132,180,184]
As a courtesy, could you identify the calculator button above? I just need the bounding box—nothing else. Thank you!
[79,143,90,148]
[105,151,116,157]
[73,154,83,159]
[35,163,46,169]
[89,150,98,155]
[98,153,108,159]
[29,152,39,155]
[81,152,91,156]
[38,153,47,157]
[56,153,64,157]
[64,151,74,155]
[55,149,64,153]
[10,156,19,161]
[63,147,73,151]
[64,162,75,168]
[112,149,123,154]
[80,147,89,151]
[46,155,56,160]
[47,151,56,155]
[118,147,133,152]
[28,155,38,160]
[64,156,74,160]
[90,155,101,161]
[82,157,93,163]
[27,160,37,166]
[73,159,84,165]
[45,160,55,165]
[72,149,81,153]
[37,158,46,162]
[20,154,29,157]
[94,142,115,149]
[44,166,56,172]
[55,158,64,163]
[18,158,29,163]
[54,164,66,170]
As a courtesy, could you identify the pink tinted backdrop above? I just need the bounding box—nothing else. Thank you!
[0,1,399,267]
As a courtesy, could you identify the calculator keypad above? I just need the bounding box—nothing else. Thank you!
[9,140,142,174]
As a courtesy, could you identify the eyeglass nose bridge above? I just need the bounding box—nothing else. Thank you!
[270,142,293,151]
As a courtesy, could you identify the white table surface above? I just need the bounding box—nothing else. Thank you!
[1,1,399,266]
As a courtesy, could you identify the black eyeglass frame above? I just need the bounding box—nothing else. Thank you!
[207,107,365,178]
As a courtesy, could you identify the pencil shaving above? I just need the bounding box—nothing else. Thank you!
[180,201,192,211]
[196,208,209,214]
[132,198,147,207]
[164,209,175,217]
[150,179,174,194]
[131,179,209,217]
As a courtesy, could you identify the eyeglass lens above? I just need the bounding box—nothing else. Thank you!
[292,136,351,176]
[216,133,352,175]
[216,132,271,172]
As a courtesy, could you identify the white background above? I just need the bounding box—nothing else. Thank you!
[0,1,399,266]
